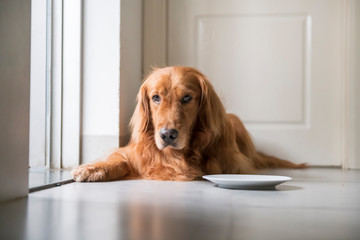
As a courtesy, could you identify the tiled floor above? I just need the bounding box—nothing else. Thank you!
[1,168,360,240]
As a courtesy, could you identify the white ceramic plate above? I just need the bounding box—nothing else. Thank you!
[203,174,292,190]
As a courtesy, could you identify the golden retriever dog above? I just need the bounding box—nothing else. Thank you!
[72,66,306,182]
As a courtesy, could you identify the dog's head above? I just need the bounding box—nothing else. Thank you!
[130,66,225,151]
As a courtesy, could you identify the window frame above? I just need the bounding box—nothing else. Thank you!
[29,0,143,170]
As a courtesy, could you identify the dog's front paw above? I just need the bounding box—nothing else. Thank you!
[72,164,107,182]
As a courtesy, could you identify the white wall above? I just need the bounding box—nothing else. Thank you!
[82,0,121,137]
[119,0,143,145]
[81,0,142,164]
[81,0,121,164]
[349,0,360,169]
[0,0,31,202]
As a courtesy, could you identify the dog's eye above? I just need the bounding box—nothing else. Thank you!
[152,95,161,104]
[181,95,192,104]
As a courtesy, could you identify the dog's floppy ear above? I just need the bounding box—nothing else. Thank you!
[193,70,226,139]
[130,78,151,142]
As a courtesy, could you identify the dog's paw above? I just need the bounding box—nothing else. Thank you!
[71,165,107,182]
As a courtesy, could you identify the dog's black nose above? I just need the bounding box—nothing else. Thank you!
[159,128,178,144]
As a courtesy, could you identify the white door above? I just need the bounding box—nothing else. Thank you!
[144,0,349,166]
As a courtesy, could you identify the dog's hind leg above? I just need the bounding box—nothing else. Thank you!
[227,113,307,170]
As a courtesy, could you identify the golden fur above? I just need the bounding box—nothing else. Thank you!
[72,66,306,182]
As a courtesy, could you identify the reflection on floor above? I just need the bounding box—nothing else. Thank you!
[1,168,360,240]
[28,167,73,192]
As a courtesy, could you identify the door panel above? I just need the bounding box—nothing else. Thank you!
[196,15,308,124]
[152,0,345,166]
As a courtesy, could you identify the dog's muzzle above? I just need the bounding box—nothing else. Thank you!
[159,128,178,147]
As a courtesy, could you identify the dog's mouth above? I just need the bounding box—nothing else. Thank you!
[161,142,177,149]
[157,137,189,151]
[155,141,181,150]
